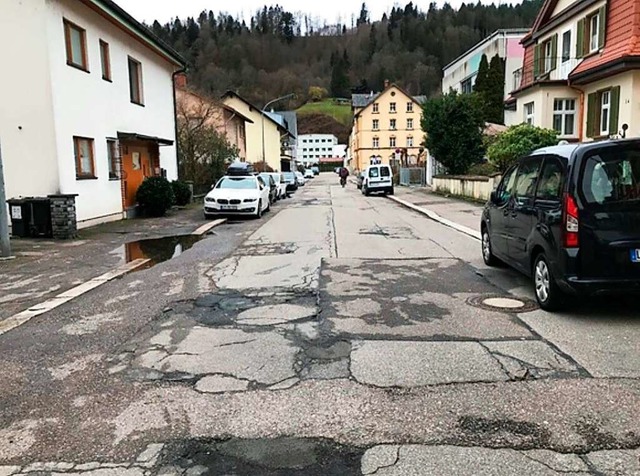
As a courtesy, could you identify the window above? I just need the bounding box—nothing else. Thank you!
[389,137,396,147]
[544,40,553,73]
[390,102,396,113]
[107,139,119,180]
[581,150,640,205]
[63,19,88,71]
[553,99,576,136]
[373,137,379,148]
[407,118,414,130]
[515,158,542,199]
[99,40,111,81]
[373,119,379,130]
[373,103,379,113]
[562,30,571,63]
[407,102,413,112]
[461,77,473,94]
[407,136,414,147]
[74,137,95,178]
[600,90,610,136]
[524,102,535,125]
[589,13,599,53]
[496,166,518,205]
[128,57,144,105]
[536,157,564,201]
[390,119,396,130]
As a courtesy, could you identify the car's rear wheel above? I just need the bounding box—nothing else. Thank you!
[363,185,370,196]
[481,229,499,266]
[388,187,394,196]
[533,253,563,311]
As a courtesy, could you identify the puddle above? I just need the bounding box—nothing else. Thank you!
[159,437,365,475]
[110,235,203,266]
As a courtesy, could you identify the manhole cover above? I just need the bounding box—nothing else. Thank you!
[467,294,538,313]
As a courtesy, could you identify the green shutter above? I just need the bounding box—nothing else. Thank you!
[609,86,620,135]
[533,44,541,78]
[577,18,585,58]
[598,6,606,49]
[586,93,597,138]
[550,34,558,72]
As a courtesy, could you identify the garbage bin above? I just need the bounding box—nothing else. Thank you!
[6,198,32,238]
[28,197,52,237]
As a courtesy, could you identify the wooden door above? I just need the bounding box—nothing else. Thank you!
[121,144,152,208]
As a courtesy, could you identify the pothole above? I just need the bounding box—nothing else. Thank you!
[467,294,538,313]
[110,234,205,268]
[159,437,365,475]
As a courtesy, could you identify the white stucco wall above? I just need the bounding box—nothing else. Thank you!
[0,0,59,203]
[46,0,179,224]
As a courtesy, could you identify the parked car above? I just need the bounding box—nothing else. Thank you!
[282,171,298,195]
[295,171,306,186]
[361,164,394,196]
[258,173,278,204]
[226,161,254,176]
[268,172,288,199]
[311,166,320,175]
[304,169,315,179]
[204,175,270,219]
[356,171,365,189]
[481,139,640,311]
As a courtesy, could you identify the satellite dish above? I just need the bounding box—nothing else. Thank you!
[558,140,569,145]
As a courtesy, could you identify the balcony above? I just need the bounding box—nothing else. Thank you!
[511,57,582,93]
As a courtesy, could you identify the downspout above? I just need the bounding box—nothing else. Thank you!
[569,84,585,142]
[172,67,187,178]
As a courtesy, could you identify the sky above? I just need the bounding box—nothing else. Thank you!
[116,0,516,25]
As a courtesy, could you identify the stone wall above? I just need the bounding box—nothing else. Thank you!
[432,174,502,202]
[49,194,78,239]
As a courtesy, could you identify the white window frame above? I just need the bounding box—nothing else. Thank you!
[544,40,553,73]
[407,136,414,147]
[407,102,413,112]
[524,102,535,125]
[552,98,576,137]
[389,136,396,147]
[390,119,396,130]
[561,29,572,63]
[600,90,610,136]
[372,119,379,130]
[407,118,414,130]
[373,103,379,113]
[590,14,599,53]
[373,137,379,148]
[390,102,396,113]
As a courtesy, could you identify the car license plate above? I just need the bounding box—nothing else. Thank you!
[631,249,640,263]
[221,205,237,210]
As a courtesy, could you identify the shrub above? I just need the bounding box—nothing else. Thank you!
[136,176,175,217]
[467,162,499,176]
[171,180,192,206]
[487,124,558,172]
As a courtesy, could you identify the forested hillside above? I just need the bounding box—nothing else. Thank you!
[150,1,543,107]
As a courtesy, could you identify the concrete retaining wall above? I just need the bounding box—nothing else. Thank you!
[433,175,501,201]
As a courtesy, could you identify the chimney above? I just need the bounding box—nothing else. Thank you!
[174,72,187,89]
[384,79,390,88]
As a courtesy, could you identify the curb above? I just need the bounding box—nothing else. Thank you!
[387,195,482,241]
[192,218,227,236]
[0,258,150,336]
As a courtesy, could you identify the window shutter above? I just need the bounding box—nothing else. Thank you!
[533,44,541,78]
[576,18,585,58]
[598,6,606,50]
[586,93,597,138]
[551,34,558,72]
[609,86,620,135]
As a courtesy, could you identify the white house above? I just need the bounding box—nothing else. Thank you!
[297,134,339,165]
[0,0,185,228]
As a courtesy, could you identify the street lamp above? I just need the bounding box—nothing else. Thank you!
[261,93,295,171]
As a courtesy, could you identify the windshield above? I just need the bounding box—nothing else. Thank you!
[580,149,640,205]
[215,177,257,190]
[282,172,295,180]
[258,174,273,184]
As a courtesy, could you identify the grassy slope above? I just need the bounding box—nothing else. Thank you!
[296,99,352,126]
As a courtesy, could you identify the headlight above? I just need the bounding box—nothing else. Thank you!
[205,197,216,203]
[243,198,257,203]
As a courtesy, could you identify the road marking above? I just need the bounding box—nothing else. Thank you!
[387,195,482,241]
[0,258,150,336]
[192,219,227,236]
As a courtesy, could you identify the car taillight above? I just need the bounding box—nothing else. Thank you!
[563,193,579,248]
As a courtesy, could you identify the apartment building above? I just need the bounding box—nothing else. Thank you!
[297,134,338,165]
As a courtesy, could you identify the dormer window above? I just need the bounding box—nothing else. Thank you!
[577,7,605,57]
[589,13,599,53]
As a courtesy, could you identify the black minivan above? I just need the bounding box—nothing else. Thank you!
[481,139,640,311]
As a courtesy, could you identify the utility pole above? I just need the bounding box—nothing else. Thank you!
[0,140,12,258]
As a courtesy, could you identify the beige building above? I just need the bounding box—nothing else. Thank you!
[222,91,289,171]
[350,82,426,172]
[509,0,640,141]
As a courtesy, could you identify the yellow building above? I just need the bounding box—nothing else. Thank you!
[350,82,426,172]
[222,91,289,171]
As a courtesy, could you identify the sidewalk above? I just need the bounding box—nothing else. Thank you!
[391,186,484,239]
[0,205,211,321]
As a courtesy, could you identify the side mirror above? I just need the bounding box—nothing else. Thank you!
[490,191,497,203]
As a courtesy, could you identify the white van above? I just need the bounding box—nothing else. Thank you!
[362,164,394,196]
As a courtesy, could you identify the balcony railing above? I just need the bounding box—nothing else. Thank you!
[511,57,582,93]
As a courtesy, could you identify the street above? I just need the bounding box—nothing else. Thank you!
[1,173,639,475]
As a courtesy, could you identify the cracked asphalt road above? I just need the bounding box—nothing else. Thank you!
[1,174,639,475]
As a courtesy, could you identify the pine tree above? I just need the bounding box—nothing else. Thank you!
[357,3,369,26]
[473,54,489,97]
[486,55,506,124]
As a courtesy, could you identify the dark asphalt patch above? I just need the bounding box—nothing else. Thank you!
[457,416,551,449]
[159,437,364,475]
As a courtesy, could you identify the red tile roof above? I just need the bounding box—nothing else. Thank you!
[571,0,640,77]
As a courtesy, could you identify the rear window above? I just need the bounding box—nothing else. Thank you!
[580,149,640,205]
[380,167,391,177]
[369,168,379,178]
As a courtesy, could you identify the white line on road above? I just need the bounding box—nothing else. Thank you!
[192,219,227,236]
[387,195,482,241]
[0,258,150,336]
